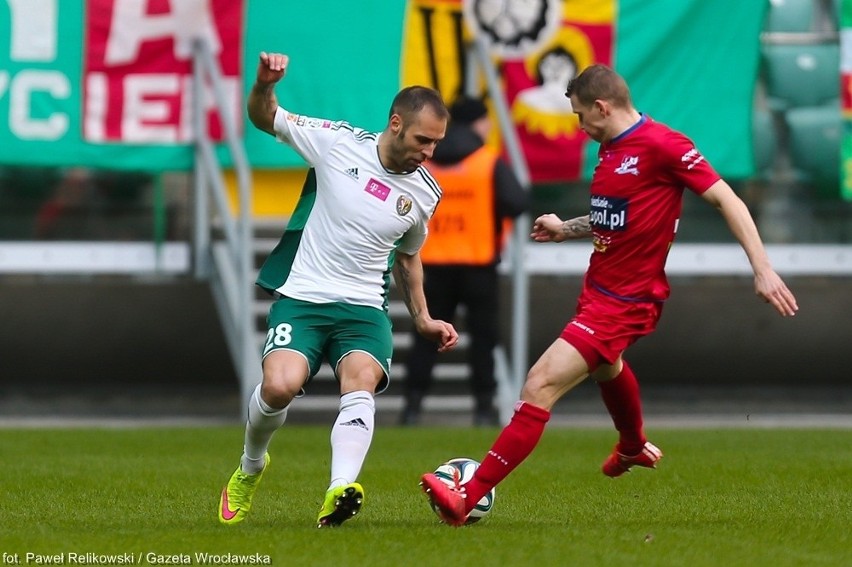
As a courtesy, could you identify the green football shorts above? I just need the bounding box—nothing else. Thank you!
[262,296,393,393]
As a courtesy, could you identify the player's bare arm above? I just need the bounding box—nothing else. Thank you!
[561,215,592,239]
[392,253,422,320]
[393,251,459,352]
[701,180,799,317]
[531,213,591,243]
[247,52,288,136]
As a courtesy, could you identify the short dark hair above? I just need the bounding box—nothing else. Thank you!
[389,86,449,122]
[565,64,632,108]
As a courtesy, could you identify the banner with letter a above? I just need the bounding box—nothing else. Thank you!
[0,0,764,175]
[0,0,244,170]
[84,0,243,143]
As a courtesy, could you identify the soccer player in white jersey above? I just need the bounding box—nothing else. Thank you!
[218,52,459,528]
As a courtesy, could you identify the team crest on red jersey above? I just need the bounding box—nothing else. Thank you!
[614,155,640,175]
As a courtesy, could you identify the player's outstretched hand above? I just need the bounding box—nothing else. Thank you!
[755,269,798,317]
[417,318,459,352]
[257,52,288,85]
[531,213,567,243]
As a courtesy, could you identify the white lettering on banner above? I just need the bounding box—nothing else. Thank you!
[123,74,181,142]
[84,72,240,143]
[9,70,69,139]
[6,0,57,61]
[2,0,69,141]
[84,72,107,141]
[106,0,221,65]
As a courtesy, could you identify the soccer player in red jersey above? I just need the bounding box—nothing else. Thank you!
[421,64,799,526]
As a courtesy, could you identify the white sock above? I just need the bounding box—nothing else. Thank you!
[328,390,375,489]
[241,384,288,473]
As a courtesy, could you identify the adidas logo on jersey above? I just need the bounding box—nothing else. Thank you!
[345,167,359,180]
[340,417,369,430]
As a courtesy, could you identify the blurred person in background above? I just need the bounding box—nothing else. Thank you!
[400,95,528,427]
[218,51,458,529]
[422,64,799,526]
[34,168,94,239]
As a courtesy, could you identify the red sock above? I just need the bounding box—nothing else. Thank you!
[463,401,550,513]
[597,360,646,455]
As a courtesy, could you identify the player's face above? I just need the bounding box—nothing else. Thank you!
[569,95,609,143]
[389,109,446,172]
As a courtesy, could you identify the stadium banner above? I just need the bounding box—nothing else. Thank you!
[841,0,852,200]
[0,0,762,178]
[498,0,614,183]
[0,0,243,170]
[403,0,763,182]
[400,0,611,183]
[83,0,242,144]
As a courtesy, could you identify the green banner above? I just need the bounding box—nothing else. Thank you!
[242,1,407,171]
[0,1,764,178]
[598,1,767,180]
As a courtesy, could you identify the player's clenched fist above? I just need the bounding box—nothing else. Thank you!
[257,52,288,85]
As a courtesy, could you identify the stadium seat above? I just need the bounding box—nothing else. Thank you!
[764,0,816,33]
[761,43,840,110]
[752,107,779,178]
[785,101,841,198]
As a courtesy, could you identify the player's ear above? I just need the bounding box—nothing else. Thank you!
[389,113,403,134]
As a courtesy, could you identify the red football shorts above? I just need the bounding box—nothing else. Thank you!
[559,283,664,371]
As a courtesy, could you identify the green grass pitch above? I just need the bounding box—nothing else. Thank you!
[2,426,850,567]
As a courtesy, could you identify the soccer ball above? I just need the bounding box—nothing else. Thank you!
[430,457,495,524]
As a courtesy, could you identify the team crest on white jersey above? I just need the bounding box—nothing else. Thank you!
[396,195,413,216]
[615,155,640,175]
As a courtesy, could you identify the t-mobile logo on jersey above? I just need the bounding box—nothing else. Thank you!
[590,195,628,231]
[364,178,391,201]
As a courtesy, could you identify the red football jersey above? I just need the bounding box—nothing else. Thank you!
[585,115,721,301]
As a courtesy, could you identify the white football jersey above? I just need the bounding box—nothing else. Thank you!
[255,107,442,310]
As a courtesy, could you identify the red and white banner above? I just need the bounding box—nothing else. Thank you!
[495,2,615,183]
[403,0,615,183]
[83,0,243,143]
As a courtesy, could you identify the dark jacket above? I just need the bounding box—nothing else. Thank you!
[431,123,529,221]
